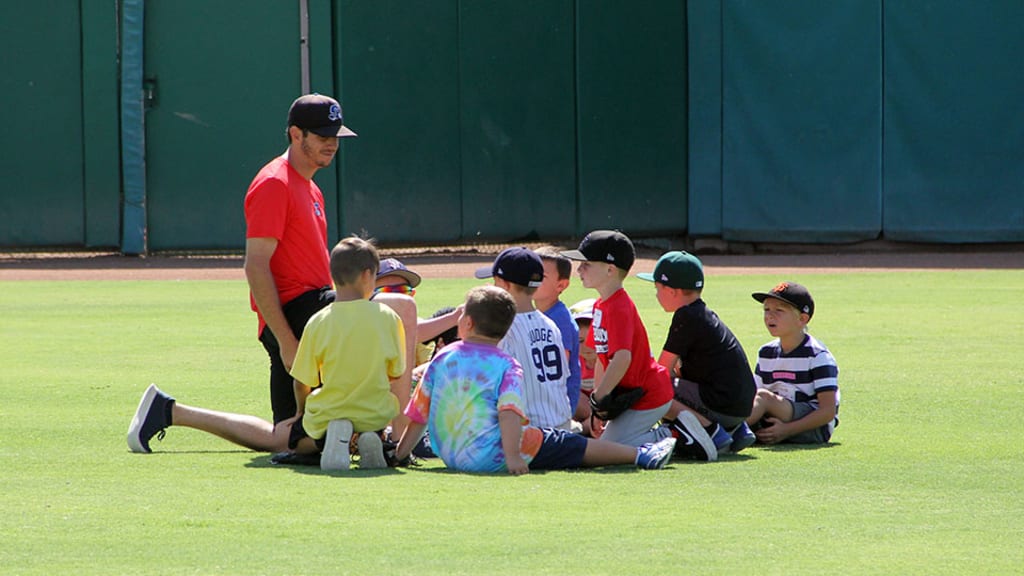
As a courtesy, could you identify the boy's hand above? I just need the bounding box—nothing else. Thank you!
[505,454,529,475]
[754,417,789,445]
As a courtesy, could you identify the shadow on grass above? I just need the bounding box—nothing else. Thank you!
[244,454,675,476]
[750,441,843,453]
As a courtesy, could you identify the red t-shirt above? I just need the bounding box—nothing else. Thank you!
[586,288,672,410]
[244,156,332,333]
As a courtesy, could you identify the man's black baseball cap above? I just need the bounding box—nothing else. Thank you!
[287,94,357,138]
[560,230,636,271]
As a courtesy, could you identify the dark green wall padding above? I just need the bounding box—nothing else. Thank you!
[1,1,1021,250]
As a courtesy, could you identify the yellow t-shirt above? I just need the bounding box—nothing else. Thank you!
[291,299,406,438]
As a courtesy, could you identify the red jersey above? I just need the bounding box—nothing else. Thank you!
[244,156,332,333]
[586,288,672,410]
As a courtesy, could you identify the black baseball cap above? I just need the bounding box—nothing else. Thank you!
[377,258,421,288]
[474,247,544,288]
[560,230,636,271]
[752,281,815,318]
[287,94,357,138]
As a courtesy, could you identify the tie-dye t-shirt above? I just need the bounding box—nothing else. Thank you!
[405,341,544,473]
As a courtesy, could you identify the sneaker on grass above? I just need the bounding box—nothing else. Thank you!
[667,411,717,461]
[709,423,733,454]
[729,422,756,453]
[320,419,353,471]
[357,431,387,470]
[635,437,677,470]
[127,384,175,453]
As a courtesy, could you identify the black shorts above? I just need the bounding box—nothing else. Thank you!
[287,415,325,452]
[259,286,335,423]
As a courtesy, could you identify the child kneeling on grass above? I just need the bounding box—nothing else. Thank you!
[393,286,676,474]
[127,237,407,471]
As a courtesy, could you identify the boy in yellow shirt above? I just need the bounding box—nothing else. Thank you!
[127,236,406,471]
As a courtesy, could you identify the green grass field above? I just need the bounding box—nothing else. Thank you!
[2,270,1022,574]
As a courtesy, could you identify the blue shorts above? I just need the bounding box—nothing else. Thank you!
[529,428,588,470]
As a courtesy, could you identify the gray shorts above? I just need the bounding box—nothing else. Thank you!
[674,378,747,429]
[778,401,832,444]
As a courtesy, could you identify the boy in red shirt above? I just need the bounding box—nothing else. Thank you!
[562,231,712,457]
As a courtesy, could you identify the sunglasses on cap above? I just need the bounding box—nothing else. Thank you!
[374,284,415,297]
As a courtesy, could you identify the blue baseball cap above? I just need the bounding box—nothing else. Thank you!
[377,258,421,288]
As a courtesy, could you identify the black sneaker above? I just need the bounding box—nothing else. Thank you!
[412,431,436,459]
[667,411,718,461]
[127,384,174,453]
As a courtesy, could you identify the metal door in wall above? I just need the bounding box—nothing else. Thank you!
[142,0,302,250]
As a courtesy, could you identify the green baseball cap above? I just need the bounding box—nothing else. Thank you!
[636,251,704,290]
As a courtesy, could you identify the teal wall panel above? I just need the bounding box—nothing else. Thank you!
[143,0,300,250]
[335,0,461,243]
[82,1,122,248]
[0,2,84,246]
[577,0,688,236]
[459,0,576,240]
[884,1,1024,243]
[687,0,722,236]
[721,0,882,243]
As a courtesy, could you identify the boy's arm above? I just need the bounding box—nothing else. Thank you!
[760,390,838,444]
[657,350,681,379]
[293,379,312,417]
[498,410,529,475]
[593,349,632,400]
[395,420,427,463]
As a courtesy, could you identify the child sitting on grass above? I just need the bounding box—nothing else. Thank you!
[393,286,677,474]
[747,282,840,444]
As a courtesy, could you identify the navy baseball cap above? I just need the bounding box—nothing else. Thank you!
[637,251,704,290]
[752,281,815,319]
[560,230,636,271]
[377,258,421,288]
[287,94,357,138]
[474,247,544,288]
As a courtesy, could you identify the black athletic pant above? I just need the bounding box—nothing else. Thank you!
[258,286,335,423]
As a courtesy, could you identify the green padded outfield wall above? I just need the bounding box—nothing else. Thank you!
[720,0,882,243]
[1,2,86,246]
[577,1,688,235]
[457,0,577,240]
[884,1,1024,242]
[334,0,462,243]
[141,0,310,250]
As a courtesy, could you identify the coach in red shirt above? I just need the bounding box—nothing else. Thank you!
[244,94,357,424]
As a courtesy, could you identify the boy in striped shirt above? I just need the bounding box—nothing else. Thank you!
[747,282,840,444]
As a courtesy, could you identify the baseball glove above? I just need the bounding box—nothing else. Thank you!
[590,386,645,421]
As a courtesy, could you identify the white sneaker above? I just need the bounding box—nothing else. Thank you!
[321,419,353,471]
[357,431,387,469]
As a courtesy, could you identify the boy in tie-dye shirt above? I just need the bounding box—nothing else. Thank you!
[394,285,677,475]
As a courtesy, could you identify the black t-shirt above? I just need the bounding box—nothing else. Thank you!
[662,299,755,417]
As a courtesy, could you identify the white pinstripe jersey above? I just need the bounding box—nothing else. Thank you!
[499,311,572,428]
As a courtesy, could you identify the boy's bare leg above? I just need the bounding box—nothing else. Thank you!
[580,438,639,467]
[171,403,290,452]
[663,399,712,427]
[747,389,794,425]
